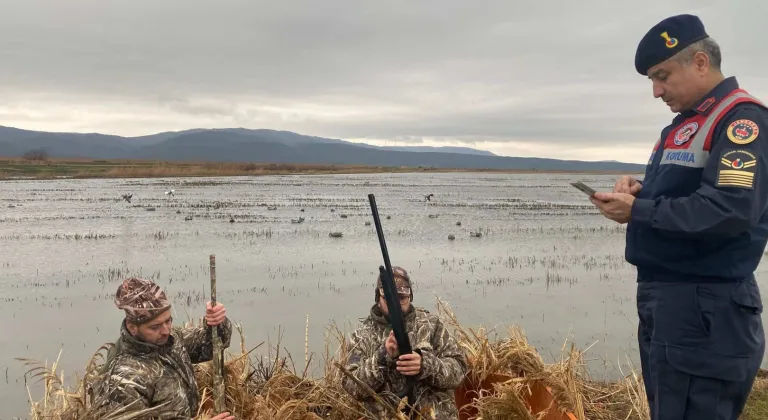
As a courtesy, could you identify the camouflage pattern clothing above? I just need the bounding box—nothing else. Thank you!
[342,304,468,420]
[115,277,173,325]
[89,318,233,419]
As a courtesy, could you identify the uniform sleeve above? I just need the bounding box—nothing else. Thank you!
[176,318,233,364]
[631,106,768,236]
[341,326,391,398]
[415,317,468,389]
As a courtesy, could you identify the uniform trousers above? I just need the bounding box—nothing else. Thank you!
[637,277,765,420]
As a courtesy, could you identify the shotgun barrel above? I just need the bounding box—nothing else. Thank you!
[367,194,415,416]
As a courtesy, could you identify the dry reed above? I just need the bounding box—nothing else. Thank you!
[0,157,634,181]
[21,300,656,420]
[434,297,649,420]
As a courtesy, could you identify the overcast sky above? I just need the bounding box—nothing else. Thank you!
[1,0,765,163]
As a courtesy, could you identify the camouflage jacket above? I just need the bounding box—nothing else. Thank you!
[89,318,233,419]
[342,304,468,420]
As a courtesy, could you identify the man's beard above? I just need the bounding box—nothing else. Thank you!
[136,331,169,346]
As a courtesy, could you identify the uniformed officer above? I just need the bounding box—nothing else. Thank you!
[589,14,767,420]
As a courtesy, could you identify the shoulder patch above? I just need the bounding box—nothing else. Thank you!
[717,149,757,189]
[727,119,760,145]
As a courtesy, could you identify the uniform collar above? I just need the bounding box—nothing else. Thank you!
[687,76,739,116]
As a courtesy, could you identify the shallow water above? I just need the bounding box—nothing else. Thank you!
[1,172,766,419]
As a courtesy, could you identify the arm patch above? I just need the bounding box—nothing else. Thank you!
[727,119,760,145]
[716,149,757,189]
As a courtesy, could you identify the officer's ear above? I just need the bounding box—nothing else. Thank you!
[690,51,713,75]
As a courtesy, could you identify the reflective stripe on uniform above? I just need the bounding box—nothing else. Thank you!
[659,91,762,168]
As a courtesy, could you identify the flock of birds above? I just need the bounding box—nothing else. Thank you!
[121,190,174,204]
[114,190,483,239]
[120,191,433,205]
[115,189,456,236]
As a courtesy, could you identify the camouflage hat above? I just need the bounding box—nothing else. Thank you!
[114,277,171,325]
[376,266,412,296]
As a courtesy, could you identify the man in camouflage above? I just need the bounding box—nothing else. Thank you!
[90,277,235,420]
[341,266,468,419]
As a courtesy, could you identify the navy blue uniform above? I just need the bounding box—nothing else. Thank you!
[628,77,768,281]
[629,77,767,420]
[628,14,766,420]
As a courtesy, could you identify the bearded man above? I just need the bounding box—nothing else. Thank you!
[90,277,235,420]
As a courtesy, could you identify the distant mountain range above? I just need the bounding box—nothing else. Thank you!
[0,125,646,172]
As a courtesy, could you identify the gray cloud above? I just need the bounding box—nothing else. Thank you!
[1,0,766,162]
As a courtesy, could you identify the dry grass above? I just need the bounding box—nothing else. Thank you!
[435,298,649,420]
[19,300,768,420]
[0,157,636,180]
[742,370,768,420]
[20,321,376,420]
[0,158,420,180]
[97,162,408,178]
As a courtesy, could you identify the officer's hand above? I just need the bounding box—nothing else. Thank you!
[590,192,635,224]
[613,176,642,196]
[205,301,227,326]
[396,352,422,376]
[211,412,235,420]
[385,331,399,358]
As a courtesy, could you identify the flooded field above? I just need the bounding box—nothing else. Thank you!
[1,172,766,419]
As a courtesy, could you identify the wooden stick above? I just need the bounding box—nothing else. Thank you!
[305,313,309,372]
[210,254,225,413]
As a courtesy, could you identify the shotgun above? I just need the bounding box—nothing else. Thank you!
[367,193,415,417]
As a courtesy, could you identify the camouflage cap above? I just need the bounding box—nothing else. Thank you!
[114,277,171,324]
[376,266,412,296]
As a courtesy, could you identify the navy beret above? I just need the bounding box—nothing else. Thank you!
[635,14,709,75]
